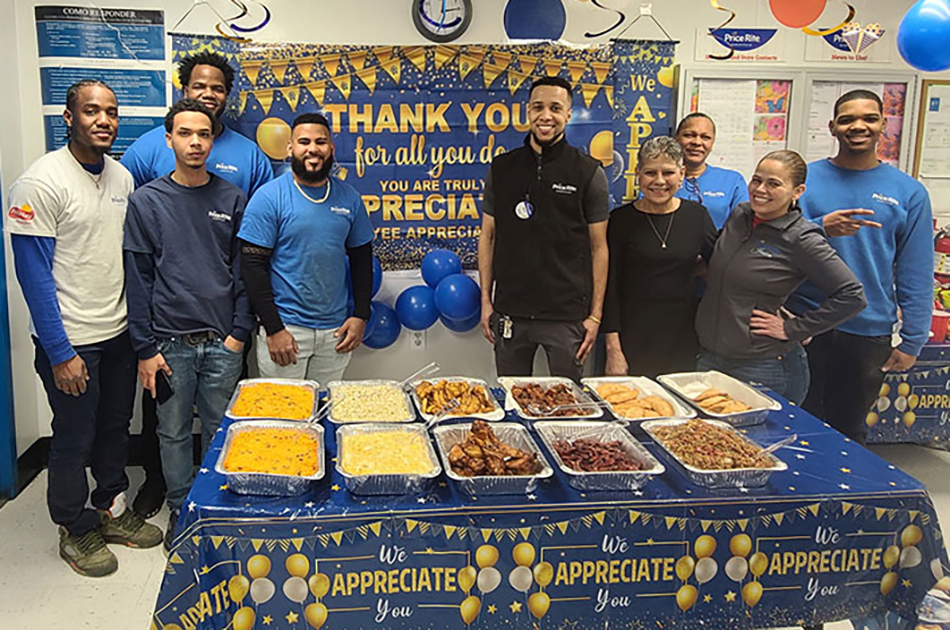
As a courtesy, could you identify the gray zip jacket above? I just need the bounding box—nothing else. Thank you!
[696,203,866,360]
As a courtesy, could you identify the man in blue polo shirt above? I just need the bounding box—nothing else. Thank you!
[674,112,748,228]
[124,99,253,550]
[122,51,273,519]
[239,113,374,386]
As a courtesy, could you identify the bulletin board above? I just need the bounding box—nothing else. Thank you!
[913,79,950,220]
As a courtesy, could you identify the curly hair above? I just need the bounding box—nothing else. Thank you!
[177,51,235,94]
[637,136,684,169]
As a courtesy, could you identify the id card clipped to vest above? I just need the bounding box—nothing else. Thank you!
[515,200,533,220]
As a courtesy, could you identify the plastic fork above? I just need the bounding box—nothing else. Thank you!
[398,361,441,389]
[762,433,797,455]
[525,400,612,417]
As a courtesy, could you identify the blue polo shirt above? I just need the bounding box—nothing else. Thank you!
[238,172,375,330]
[675,165,748,228]
[121,125,274,196]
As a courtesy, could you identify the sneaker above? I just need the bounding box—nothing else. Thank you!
[59,527,118,577]
[164,510,180,553]
[132,477,166,519]
[99,508,163,549]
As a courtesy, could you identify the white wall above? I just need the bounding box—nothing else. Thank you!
[2,0,945,453]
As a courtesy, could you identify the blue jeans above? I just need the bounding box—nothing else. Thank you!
[33,332,136,536]
[156,337,243,512]
[697,343,810,405]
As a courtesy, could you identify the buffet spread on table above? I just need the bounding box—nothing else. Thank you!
[151,369,950,630]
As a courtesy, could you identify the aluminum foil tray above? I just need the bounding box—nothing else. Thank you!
[535,421,665,491]
[657,371,781,427]
[582,376,695,421]
[326,379,416,424]
[410,377,505,422]
[640,418,787,489]
[431,422,553,495]
[335,423,440,495]
[224,378,319,422]
[215,420,325,496]
[498,376,604,421]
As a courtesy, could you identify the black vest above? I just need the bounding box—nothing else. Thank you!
[490,135,600,321]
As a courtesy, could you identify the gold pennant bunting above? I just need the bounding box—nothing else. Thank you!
[713,521,723,532]
[265,540,277,551]
[629,510,640,525]
[774,513,785,526]
[593,512,606,526]
[543,58,563,77]
[322,53,342,76]
[192,536,202,547]
[349,50,368,71]
[291,538,304,551]
[419,522,431,535]
[580,83,601,108]
[590,61,611,85]
[842,502,854,515]
[520,527,532,539]
[876,507,888,521]
[211,536,224,549]
[381,60,402,85]
[459,53,483,80]
[544,523,556,535]
[567,60,587,85]
[269,59,291,84]
[444,525,457,540]
[278,540,289,553]
[481,529,493,542]
[255,91,274,115]
[582,515,594,528]
[279,86,299,111]
[330,531,344,546]
[251,539,264,552]
[318,534,330,548]
[761,515,772,527]
[483,63,504,89]
[242,61,263,86]
[508,69,530,95]
[404,46,427,72]
[330,74,352,100]
[406,520,419,534]
[357,526,369,540]
[492,50,512,70]
[369,522,382,537]
[356,67,378,94]
[701,520,712,532]
[306,81,327,105]
[375,46,394,65]
[909,510,920,523]
[239,92,248,115]
[557,521,570,535]
[493,529,505,542]
[170,552,184,564]
[517,55,539,73]
[604,86,614,108]
[434,45,457,69]
[808,503,821,517]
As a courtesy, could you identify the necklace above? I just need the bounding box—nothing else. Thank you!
[293,178,331,204]
[645,210,675,249]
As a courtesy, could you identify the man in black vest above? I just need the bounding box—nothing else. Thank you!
[478,76,609,381]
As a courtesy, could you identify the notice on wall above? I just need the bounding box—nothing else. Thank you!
[35,5,167,156]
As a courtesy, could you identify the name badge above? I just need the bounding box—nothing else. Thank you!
[515,201,534,220]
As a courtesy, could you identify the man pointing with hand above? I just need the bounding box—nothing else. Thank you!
[787,89,934,445]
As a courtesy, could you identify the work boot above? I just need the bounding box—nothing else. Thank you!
[59,527,118,577]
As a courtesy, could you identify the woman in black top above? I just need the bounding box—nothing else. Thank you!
[603,136,717,378]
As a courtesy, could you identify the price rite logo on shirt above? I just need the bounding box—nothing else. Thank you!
[8,204,35,222]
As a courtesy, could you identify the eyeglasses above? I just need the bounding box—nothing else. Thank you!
[682,177,703,204]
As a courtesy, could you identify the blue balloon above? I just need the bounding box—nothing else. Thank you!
[440,310,480,333]
[395,285,439,331]
[421,249,462,288]
[504,0,566,40]
[363,301,401,349]
[434,274,480,322]
[899,0,950,72]
[372,256,383,297]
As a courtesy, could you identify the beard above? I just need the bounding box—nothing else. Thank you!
[291,153,334,183]
[530,130,562,149]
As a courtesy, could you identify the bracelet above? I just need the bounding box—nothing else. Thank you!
[587,315,602,325]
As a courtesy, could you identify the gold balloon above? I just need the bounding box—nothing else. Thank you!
[233,606,256,630]
[256,117,292,161]
[675,555,696,581]
[476,545,499,569]
[883,545,900,569]
[309,573,330,599]
[513,542,536,567]
[866,412,879,428]
[749,552,768,578]
[588,130,614,167]
[247,554,271,579]
[164,625,182,630]
[730,534,752,558]
[879,383,890,397]
[880,571,898,595]
[657,65,675,89]
[458,566,477,593]
[285,553,310,579]
[149,623,158,630]
[695,535,717,559]
[528,591,551,619]
[902,524,923,548]
[228,574,250,603]
[304,602,328,630]
[903,412,916,428]
[533,561,555,588]
[460,595,481,625]
[898,382,911,397]
[908,394,920,409]
[742,581,763,607]
[676,584,698,612]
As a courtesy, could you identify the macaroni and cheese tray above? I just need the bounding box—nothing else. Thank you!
[335,423,441,495]
[215,420,325,496]
[225,378,320,422]
[326,380,416,424]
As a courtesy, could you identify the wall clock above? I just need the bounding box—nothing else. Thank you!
[412,0,473,43]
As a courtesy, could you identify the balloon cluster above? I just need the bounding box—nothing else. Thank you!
[899,1,950,72]
[674,535,718,612]
[721,534,767,607]
[881,525,924,595]
[508,543,553,621]
[396,249,481,335]
[867,382,919,430]
[223,554,331,630]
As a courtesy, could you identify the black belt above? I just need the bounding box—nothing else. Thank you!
[180,331,216,347]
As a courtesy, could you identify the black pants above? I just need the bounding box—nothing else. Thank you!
[802,330,893,445]
[34,332,136,536]
[492,313,586,381]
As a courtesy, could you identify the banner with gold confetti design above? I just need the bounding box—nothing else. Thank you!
[152,401,947,629]
[170,35,675,270]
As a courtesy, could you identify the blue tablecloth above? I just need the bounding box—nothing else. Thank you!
[152,394,948,630]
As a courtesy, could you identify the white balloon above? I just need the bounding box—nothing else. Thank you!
[877,397,891,413]
[695,557,718,584]
[725,556,749,583]
[894,396,908,412]
[900,546,922,569]
[477,567,502,594]
[933,558,945,581]
[250,577,275,604]
[509,565,533,593]
[283,576,308,604]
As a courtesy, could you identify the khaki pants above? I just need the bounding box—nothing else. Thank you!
[256,325,351,390]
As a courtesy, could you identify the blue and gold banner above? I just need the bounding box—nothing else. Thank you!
[170,36,675,270]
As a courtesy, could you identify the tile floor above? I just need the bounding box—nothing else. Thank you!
[1,445,948,629]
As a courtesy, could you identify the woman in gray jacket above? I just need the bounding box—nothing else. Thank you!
[695,151,866,404]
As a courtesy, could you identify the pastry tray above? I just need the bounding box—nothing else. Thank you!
[640,418,787,489]
[335,423,441,495]
[224,378,320,422]
[582,376,695,421]
[657,371,780,427]
[431,422,553,495]
[215,420,325,496]
[326,379,416,424]
[409,377,505,422]
[498,376,604,420]
[534,421,665,491]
